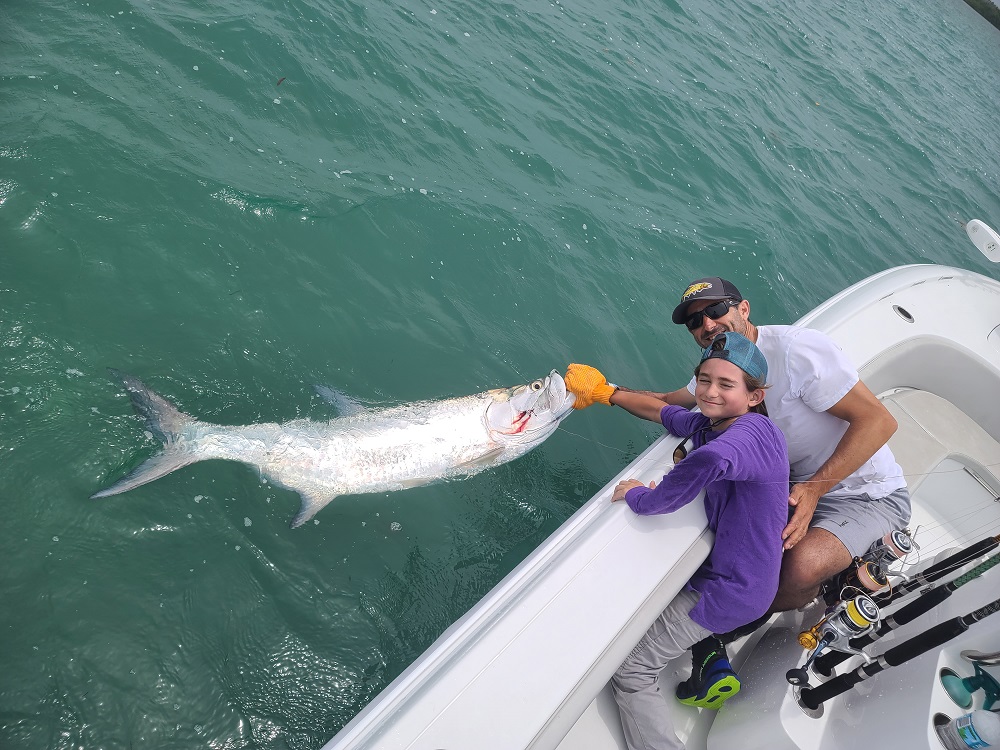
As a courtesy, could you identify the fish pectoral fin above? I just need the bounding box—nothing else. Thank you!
[399,449,505,489]
[312,385,369,417]
[398,477,434,489]
[91,450,198,498]
[454,446,506,472]
[289,490,337,529]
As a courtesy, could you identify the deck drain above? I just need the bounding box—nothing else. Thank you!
[893,304,914,322]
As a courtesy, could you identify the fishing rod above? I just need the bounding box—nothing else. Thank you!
[866,533,999,608]
[812,548,1000,676]
[798,595,1000,712]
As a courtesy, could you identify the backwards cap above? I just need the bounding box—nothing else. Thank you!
[700,332,767,383]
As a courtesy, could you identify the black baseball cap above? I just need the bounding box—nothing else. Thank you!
[671,277,744,324]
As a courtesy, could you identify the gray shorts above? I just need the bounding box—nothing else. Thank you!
[810,486,912,558]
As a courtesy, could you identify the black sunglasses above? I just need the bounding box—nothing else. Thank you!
[673,425,713,463]
[672,418,731,462]
[684,299,738,330]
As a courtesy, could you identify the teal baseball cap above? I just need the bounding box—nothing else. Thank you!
[700,332,768,382]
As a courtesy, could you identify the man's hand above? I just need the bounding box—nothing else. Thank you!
[779,381,897,551]
[612,478,656,503]
[782,483,820,550]
[565,363,617,409]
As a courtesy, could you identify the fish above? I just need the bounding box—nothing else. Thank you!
[92,369,576,527]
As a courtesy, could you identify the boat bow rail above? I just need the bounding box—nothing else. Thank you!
[798,265,1000,440]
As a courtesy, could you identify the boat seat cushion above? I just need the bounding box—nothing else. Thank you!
[881,389,1000,493]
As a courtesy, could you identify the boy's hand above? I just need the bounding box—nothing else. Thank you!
[565,363,617,409]
[612,479,656,503]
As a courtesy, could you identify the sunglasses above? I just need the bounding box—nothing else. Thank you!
[672,417,733,462]
[684,299,738,330]
[672,423,716,463]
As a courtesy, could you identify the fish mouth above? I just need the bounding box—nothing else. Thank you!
[506,409,533,435]
[487,370,575,439]
[545,370,575,420]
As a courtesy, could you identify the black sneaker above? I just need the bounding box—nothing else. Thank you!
[675,638,741,709]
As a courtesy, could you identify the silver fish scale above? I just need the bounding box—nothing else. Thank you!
[186,394,508,497]
[93,370,573,527]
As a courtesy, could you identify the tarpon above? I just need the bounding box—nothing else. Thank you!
[93,369,575,527]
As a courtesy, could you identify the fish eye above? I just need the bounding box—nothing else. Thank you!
[530,380,544,391]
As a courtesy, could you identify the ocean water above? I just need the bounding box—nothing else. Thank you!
[2,0,999,746]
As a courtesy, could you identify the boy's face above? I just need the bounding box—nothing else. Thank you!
[695,358,764,421]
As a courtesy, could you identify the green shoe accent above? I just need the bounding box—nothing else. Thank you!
[677,673,741,709]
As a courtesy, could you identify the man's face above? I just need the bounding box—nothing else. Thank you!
[684,298,752,348]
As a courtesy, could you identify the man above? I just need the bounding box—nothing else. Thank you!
[572,276,910,709]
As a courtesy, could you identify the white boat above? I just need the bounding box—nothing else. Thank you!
[324,259,1000,750]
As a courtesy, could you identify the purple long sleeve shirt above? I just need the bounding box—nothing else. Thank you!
[625,406,789,634]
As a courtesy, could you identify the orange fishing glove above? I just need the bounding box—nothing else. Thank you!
[565,363,618,409]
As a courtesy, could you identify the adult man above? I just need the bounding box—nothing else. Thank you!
[570,276,910,708]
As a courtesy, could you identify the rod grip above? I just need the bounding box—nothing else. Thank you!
[813,586,952,676]
[903,536,999,591]
[802,620,968,710]
[881,619,967,666]
[799,664,871,710]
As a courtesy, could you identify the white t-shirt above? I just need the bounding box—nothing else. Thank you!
[688,325,905,499]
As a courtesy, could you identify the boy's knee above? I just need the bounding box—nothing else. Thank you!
[612,663,658,695]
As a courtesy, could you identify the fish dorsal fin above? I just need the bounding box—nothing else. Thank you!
[313,385,368,417]
[453,446,506,473]
[289,490,337,528]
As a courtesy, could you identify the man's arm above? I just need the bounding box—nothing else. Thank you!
[616,385,697,408]
[781,381,898,549]
[608,390,670,422]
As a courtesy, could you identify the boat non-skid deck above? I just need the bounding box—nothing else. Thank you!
[704,389,1000,749]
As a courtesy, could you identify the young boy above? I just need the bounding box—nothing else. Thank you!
[566,332,789,750]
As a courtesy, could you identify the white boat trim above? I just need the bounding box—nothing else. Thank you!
[325,264,1000,750]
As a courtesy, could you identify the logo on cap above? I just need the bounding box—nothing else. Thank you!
[682,282,712,300]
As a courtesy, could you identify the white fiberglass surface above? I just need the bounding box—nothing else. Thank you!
[907,458,1000,559]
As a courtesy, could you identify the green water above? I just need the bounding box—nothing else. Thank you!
[2,0,999,746]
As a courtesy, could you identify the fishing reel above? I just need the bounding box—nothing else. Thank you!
[786,594,881,686]
[867,529,916,568]
[821,530,916,605]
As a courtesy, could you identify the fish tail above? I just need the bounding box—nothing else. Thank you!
[91,370,200,498]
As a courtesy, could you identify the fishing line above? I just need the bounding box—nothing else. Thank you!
[731,461,1000,487]
[909,515,1000,559]
[559,426,636,457]
[900,510,1000,553]
[559,419,1000,565]
[564,421,1000,488]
